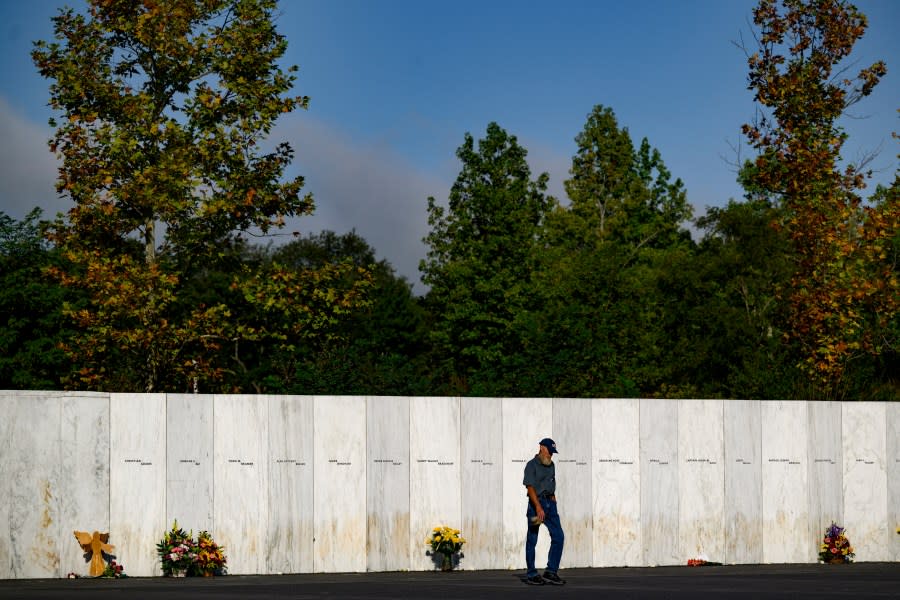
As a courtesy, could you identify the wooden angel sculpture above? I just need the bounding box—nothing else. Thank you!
[74,530,114,576]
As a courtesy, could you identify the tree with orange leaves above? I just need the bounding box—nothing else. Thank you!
[742,0,898,397]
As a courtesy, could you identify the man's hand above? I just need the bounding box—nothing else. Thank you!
[526,485,545,524]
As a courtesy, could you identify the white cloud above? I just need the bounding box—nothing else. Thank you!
[0,96,65,220]
[0,97,446,293]
[278,119,578,294]
[276,114,448,293]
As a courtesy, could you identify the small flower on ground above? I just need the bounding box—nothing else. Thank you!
[100,559,127,578]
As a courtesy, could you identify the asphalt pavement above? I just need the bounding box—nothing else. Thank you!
[1,563,898,599]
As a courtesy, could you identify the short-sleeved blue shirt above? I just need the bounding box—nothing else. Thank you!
[523,455,555,495]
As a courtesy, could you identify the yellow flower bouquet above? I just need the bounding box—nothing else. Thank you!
[425,526,466,571]
[192,530,227,576]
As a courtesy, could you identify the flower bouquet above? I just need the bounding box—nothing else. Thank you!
[191,530,227,576]
[156,520,196,576]
[818,522,854,564]
[425,526,466,571]
[100,559,127,578]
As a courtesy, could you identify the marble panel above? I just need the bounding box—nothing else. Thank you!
[366,396,410,572]
[842,403,888,562]
[761,401,808,563]
[0,391,61,578]
[887,403,900,562]
[58,392,110,577]
[0,391,13,578]
[166,394,213,535]
[460,396,503,570]
[110,393,166,576]
[313,395,366,573]
[410,396,461,571]
[552,397,592,567]
[501,397,552,570]
[678,400,725,563]
[267,394,315,574]
[592,398,641,567]
[807,401,842,561]
[640,399,679,566]
[214,394,268,574]
[723,400,762,564]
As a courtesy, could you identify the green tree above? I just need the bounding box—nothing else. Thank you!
[564,105,692,251]
[741,0,898,397]
[32,0,365,392]
[268,231,427,395]
[520,106,693,397]
[421,122,552,394]
[682,198,798,398]
[0,209,75,389]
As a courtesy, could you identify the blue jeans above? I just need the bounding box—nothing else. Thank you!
[525,496,565,576]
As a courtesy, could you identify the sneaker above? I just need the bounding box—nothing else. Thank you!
[543,571,565,585]
[525,573,545,585]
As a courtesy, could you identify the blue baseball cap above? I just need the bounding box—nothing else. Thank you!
[539,438,558,454]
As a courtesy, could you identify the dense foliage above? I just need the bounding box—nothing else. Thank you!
[741,0,898,398]
[420,122,552,394]
[3,0,896,399]
[29,0,372,392]
[0,209,76,388]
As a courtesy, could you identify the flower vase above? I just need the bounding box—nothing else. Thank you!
[168,568,187,577]
[441,554,453,572]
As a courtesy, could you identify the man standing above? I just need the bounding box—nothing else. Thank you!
[523,437,565,585]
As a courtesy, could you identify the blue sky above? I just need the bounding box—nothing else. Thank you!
[1,0,898,290]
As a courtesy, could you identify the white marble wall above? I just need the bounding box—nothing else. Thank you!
[367,396,410,572]
[0,392,12,578]
[842,403,889,562]
[110,393,166,576]
[501,398,552,570]
[761,401,808,563]
[268,395,314,574]
[807,401,842,561]
[723,400,762,564]
[58,392,110,577]
[460,396,503,570]
[410,396,461,571]
[166,394,213,536]
[4,392,900,577]
[887,403,900,562]
[640,399,678,566]
[678,400,725,563]
[592,398,641,567]
[0,391,61,578]
[0,392,110,579]
[214,394,269,575]
[552,397,592,567]
[313,395,366,573]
